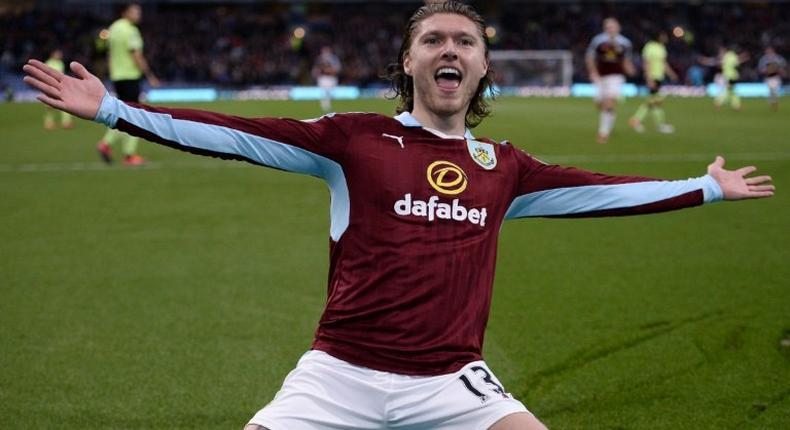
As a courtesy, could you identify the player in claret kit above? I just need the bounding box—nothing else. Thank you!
[757,46,787,111]
[312,45,342,113]
[22,2,774,429]
[585,17,636,144]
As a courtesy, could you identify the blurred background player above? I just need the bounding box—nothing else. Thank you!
[585,17,635,144]
[312,45,341,113]
[96,2,159,166]
[43,49,74,130]
[700,45,749,111]
[757,46,787,111]
[629,30,678,134]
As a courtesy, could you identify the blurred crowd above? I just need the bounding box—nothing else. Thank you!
[1,1,788,88]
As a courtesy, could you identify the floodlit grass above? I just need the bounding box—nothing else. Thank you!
[1,96,788,429]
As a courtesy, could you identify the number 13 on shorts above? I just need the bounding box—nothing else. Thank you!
[458,364,512,403]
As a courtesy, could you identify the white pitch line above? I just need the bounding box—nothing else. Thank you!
[0,153,788,173]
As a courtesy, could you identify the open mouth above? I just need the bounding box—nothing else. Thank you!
[435,67,463,90]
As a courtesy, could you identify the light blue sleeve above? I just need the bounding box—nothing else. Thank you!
[94,93,329,177]
[93,93,352,241]
[505,175,723,219]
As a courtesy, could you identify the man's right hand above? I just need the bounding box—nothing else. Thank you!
[22,59,106,120]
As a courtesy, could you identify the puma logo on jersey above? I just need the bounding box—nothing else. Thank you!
[382,133,404,148]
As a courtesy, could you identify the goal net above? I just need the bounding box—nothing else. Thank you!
[489,50,573,91]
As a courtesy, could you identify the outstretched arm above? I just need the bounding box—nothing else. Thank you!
[22,59,348,175]
[24,59,354,241]
[505,151,773,219]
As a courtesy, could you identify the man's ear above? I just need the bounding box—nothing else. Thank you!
[481,58,489,78]
[403,52,413,76]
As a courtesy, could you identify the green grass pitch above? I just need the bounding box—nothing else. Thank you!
[1,96,788,429]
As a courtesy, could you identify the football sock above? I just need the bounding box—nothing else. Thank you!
[102,129,124,146]
[123,135,139,156]
[730,94,741,110]
[632,104,648,122]
[44,111,54,127]
[60,111,73,126]
[715,88,728,107]
[599,110,615,135]
[651,107,666,126]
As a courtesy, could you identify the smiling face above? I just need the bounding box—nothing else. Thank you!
[402,13,489,122]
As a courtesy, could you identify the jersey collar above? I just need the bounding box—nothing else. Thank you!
[394,112,475,140]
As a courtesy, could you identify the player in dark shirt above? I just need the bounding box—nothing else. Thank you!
[22,2,774,429]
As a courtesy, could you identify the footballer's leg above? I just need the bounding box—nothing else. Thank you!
[728,82,742,111]
[766,78,779,110]
[596,75,623,144]
[649,90,673,134]
[629,100,648,133]
[247,351,387,430]
[713,74,726,109]
[97,129,123,164]
[597,97,616,144]
[489,412,549,430]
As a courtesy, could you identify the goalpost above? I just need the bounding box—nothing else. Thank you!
[489,50,574,93]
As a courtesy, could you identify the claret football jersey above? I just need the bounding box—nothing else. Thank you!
[95,95,722,375]
[587,32,633,76]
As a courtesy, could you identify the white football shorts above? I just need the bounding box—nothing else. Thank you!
[317,75,338,91]
[765,76,782,92]
[248,350,531,430]
[595,74,625,101]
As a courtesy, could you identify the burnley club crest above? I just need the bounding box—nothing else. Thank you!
[466,139,497,170]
